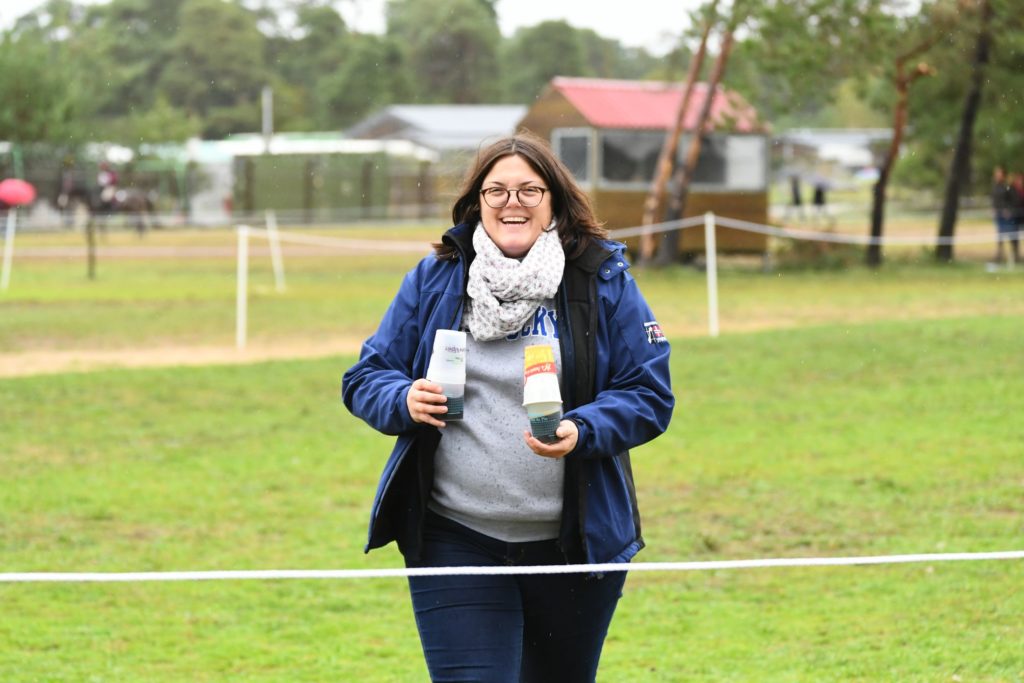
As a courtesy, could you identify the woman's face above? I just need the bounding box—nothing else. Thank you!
[479,154,553,258]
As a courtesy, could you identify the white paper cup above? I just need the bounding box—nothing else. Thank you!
[426,330,467,422]
[439,382,464,421]
[526,400,562,443]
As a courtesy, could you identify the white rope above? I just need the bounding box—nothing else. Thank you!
[246,227,431,253]
[605,215,706,239]
[245,216,1014,252]
[709,215,1018,246]
[606,214,1020,247]
[4,550,1022,583]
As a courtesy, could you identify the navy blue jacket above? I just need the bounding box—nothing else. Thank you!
[342,223,674,565]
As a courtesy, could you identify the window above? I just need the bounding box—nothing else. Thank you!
[597,130,766,191]
[552,129,591,183]
[600,131,662,184]
[724,136,767,190]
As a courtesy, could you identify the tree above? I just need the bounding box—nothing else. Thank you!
[386,0,501,103]
[157,0,269,136]
[655,1,739,266]
[315,34,413,128]
[725,0,900,126]
[500,21,587,103]
[0,34,81,145]
[96,96,202,148]
[639,0,718,264]
[74,0,188,118]
[936,0,993,262]
[267,1,348,95]
[866,38,936,267]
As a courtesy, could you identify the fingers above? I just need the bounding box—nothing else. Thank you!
[523,420,578,459]
[407,379,448,428]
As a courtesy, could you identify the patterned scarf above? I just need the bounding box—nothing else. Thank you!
[463,221,565,341]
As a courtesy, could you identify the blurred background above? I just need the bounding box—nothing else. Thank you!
[0,0,1019,267]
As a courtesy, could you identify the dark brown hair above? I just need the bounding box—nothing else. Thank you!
[434,132,606,260]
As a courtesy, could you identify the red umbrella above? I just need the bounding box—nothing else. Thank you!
[0,178,37,206]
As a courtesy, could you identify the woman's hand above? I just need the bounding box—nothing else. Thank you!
[406,379,448,428]
[523,420,578,459]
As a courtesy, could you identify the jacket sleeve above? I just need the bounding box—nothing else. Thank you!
[341,265,424,436]
[565,272,674,458]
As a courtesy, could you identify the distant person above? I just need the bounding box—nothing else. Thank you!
[811,178,834,227]
[343,134,674,682]
[1010,171,1024,241]
[785,174,805,222]
[991,166,1019,265]
[97,162,119,213]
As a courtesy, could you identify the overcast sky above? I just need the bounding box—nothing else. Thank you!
[0,0,701,55]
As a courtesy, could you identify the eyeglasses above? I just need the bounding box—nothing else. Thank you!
[480,186,548,208]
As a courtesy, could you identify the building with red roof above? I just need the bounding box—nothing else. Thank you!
[518,77,770,255]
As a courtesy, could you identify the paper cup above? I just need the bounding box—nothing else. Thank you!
[440,382,464,421]
[526,401,562,443]
[426,329,467,421]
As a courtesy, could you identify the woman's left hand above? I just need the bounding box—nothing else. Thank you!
[523,420,578,459]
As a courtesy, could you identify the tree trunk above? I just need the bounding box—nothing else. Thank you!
[866,41,936,268]
[639,1,718,265]
[654,26,736,266]
[867,167,889,267]
[936,0,993,263]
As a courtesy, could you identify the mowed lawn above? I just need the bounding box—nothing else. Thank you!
[2,228,1023,681]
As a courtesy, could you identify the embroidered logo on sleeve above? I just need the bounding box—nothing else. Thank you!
[644,321,666,344]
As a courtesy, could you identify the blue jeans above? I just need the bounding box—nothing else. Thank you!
[405,511,627,683]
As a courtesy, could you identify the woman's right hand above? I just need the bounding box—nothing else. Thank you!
[406,379,448,428]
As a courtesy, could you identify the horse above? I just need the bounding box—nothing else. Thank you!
[58,172,157,236]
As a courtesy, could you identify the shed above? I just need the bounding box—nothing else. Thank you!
[517,77,770,256]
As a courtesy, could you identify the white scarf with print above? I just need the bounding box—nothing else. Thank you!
[463,222,565,341]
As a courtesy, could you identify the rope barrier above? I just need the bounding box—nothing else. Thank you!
[4,550,1023,583]
[709,215,1022,247]
[246,226,431,253]
[243,214,1016,250]
[604,216,706,239]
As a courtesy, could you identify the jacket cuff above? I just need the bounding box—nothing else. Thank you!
[566,415,588,457]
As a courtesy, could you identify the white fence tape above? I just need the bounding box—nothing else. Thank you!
[608,215,1023,246]
[3,550,1023,583]
[710,215,1022,246]
[246,226,431,253]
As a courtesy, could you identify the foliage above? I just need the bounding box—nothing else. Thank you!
[899,0,1024,193]
[725,0,904,125]
[386,0,502,103]
[499,21,588,102]
[314,33,413,129]
[0,34,81,143]
[95,96,202,148]
[157,0,269,136]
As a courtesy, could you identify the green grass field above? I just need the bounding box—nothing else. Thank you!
[2,227,1023,681]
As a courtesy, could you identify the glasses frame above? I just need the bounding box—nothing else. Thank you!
[479,186,548,209]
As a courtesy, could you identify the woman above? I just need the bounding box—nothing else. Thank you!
[342,134,674,682]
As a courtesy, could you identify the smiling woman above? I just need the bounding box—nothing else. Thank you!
[342,132,675,681]
[478,155,553,258]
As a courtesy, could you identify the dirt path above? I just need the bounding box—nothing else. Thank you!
[0,337,366,378]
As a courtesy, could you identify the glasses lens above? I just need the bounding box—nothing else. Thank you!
[482,188,508,208]
[518,188,543,207]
